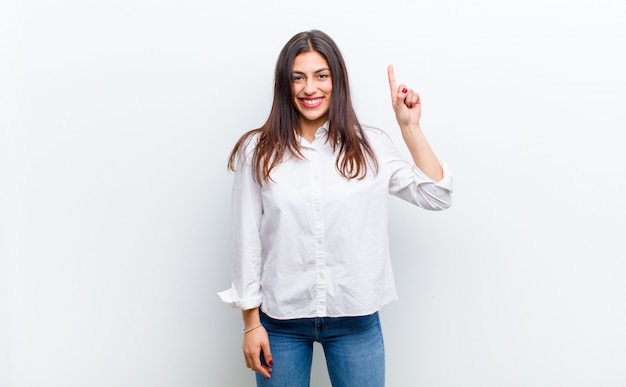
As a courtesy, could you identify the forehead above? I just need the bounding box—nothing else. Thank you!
[292,51,329,71]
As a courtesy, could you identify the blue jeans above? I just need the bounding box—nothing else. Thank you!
[256,310,385,387]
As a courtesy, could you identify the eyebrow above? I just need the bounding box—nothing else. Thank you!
[292,67,330,74]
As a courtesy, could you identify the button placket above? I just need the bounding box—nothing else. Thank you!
[309,147,327,315]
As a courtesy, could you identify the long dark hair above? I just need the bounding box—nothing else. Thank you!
[228,29,377,183]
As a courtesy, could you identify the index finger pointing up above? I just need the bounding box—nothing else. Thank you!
[387,64,398,99]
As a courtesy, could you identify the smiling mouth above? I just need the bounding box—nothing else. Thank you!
[300,97,323,108]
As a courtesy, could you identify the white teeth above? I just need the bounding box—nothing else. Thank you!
[302,98,322,105]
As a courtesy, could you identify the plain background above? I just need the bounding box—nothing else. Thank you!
[1,0,625,386]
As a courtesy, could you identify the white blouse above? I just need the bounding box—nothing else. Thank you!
[218,123,453,319]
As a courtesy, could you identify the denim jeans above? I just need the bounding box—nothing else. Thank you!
[256,310,385,387]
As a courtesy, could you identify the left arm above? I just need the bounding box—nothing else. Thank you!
[387,64,443,181]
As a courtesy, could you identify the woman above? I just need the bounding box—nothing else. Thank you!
[218,29,453,386]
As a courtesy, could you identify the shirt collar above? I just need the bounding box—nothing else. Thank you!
[297,121,329,147]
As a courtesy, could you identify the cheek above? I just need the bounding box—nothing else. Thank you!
[291,83,301,96]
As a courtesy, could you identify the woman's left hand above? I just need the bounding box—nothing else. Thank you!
[386,64,444,181]
[387,64,421,128]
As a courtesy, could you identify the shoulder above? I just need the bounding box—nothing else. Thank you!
[361,125,394,145]
[232,129,262,166]
[240,129,261,150]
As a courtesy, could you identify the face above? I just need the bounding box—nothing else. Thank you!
[291,51,332,129]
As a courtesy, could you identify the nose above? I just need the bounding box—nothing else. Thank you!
[304,78,316,95]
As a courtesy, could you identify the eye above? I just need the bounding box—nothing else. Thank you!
[317,73,330,79]
[292,74,304,82]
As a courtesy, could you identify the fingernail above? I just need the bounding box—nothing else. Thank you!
[268,360,273,366]
[401,88,407,93]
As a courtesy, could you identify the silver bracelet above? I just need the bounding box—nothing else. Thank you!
[243,324,262,334]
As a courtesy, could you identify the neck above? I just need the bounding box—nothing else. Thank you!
[298,119,326,142]
[299,127,316,143]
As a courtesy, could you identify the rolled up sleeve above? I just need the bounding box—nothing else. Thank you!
[217,141,264,310]
[377,129,453,210]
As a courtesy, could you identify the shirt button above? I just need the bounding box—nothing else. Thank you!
[319,272,324,278]
[317,239,323,245]
[315,206,321,212]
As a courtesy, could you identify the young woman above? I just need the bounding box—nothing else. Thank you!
[218,29,453,387]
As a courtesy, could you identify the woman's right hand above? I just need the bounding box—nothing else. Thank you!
[242,325,273,379]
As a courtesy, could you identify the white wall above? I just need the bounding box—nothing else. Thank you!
[1,0,625,386]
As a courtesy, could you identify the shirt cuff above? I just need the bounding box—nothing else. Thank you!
[217,284,263,310]
[411,159,454,192]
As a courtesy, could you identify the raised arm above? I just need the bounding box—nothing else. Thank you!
[387,64,443,181]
